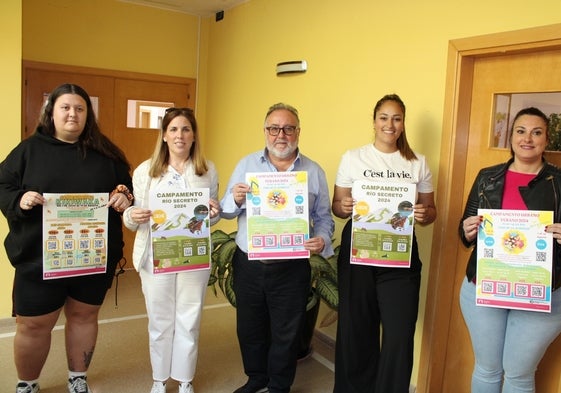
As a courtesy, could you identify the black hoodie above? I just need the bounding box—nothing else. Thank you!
[0,127,132,284]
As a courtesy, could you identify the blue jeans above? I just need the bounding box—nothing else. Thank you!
[460,278,561,393]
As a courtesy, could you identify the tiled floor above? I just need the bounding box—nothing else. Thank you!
[0,271,335,393]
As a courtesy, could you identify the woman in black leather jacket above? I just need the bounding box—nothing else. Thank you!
[459,107,561,393]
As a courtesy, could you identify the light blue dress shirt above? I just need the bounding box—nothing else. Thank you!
[220,148,334,258]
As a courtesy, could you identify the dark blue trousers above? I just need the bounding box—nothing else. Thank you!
[233,247,311,393]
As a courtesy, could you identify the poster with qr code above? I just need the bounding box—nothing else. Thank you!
[476,209,553,312]
[245,171,310,260]
[149,188,211,274]
[42,193,108,279]
[349,180,417,268]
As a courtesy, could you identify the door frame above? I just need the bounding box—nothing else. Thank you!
[418,23,561,393]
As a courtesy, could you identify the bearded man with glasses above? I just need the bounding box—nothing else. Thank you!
[220,103,334,393]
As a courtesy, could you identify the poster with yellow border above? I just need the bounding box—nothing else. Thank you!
[245,171,310,260]
[476,209,553,312]
[43,193,108,279]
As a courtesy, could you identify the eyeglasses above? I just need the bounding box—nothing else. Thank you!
[165,107,194,114]
[265,125,298,136]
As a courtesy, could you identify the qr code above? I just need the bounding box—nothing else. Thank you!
[382,242,392,251]
[496,282,509,295]
[515,284,528,297]
[483,248,493,258]
[481,281,494,293]
[47,240,58,251]
[184,247,193,257]
[252,207,261,216]
[197,245,207,255]
[295,205,304,214]
[531,285,544,298]
[397,243,407,252]
[536,252,546,262]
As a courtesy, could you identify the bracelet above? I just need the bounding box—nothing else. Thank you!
[110,184,134,202]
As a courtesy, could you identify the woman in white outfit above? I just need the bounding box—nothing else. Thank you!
[123,107,220,393]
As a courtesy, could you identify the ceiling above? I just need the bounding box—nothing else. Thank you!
[119,0,250,17]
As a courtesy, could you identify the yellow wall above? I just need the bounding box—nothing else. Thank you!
[2,0,561,387]
[22,0,199,77]
[0,0,22,318]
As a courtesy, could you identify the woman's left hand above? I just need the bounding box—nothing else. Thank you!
[107,191,132,212]
[546,223,561,244]
[209,199,221,218]
[413,203,435,224]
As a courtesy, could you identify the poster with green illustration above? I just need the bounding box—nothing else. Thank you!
[150,188,211,274]
[350,180,416,268]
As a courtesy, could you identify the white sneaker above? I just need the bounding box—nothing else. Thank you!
[178,382,194,393]
[150,381,166,393]
[16,382,40,393]
[67,376,92,393]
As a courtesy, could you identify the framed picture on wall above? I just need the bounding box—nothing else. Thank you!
[491,92,561,152]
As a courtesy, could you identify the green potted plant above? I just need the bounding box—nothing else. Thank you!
[208,229,339,356]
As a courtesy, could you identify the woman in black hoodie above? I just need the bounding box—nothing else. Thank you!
[0,83,133,393]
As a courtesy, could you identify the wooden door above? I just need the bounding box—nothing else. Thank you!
[113,78,193,171]
[418,24,561,393]
[23,61,196,270]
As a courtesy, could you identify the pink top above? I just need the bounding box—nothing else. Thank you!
[502,170,536,209]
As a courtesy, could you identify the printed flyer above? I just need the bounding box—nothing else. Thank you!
[245,171,310,260]
[43,193,108,279]
[350,180,417,268]
[476,209,553,312]
[149,188,211,274]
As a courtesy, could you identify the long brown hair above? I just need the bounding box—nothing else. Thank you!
[373,94,417,161]
[38,83,130,169]
[149,107,209,178]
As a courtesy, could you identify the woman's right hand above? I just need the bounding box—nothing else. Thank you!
[462,215,482,243]
[20,191,46,210]
[130,207,152,224]
[338,196,355,218]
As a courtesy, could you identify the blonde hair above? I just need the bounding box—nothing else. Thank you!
[149,108,208,178]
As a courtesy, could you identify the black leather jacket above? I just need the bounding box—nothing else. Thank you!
[459,158,561,290]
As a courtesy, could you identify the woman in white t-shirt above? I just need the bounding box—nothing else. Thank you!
[332,94,436,393]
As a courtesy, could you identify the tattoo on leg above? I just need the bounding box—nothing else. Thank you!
[83,348,94,368]
[67,347,95,371]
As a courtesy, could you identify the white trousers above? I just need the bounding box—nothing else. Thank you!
[140,265,210,382]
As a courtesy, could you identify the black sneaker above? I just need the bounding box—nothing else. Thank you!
[232,381,268,393]
[68,376,92,393]
[16,382,40,393]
